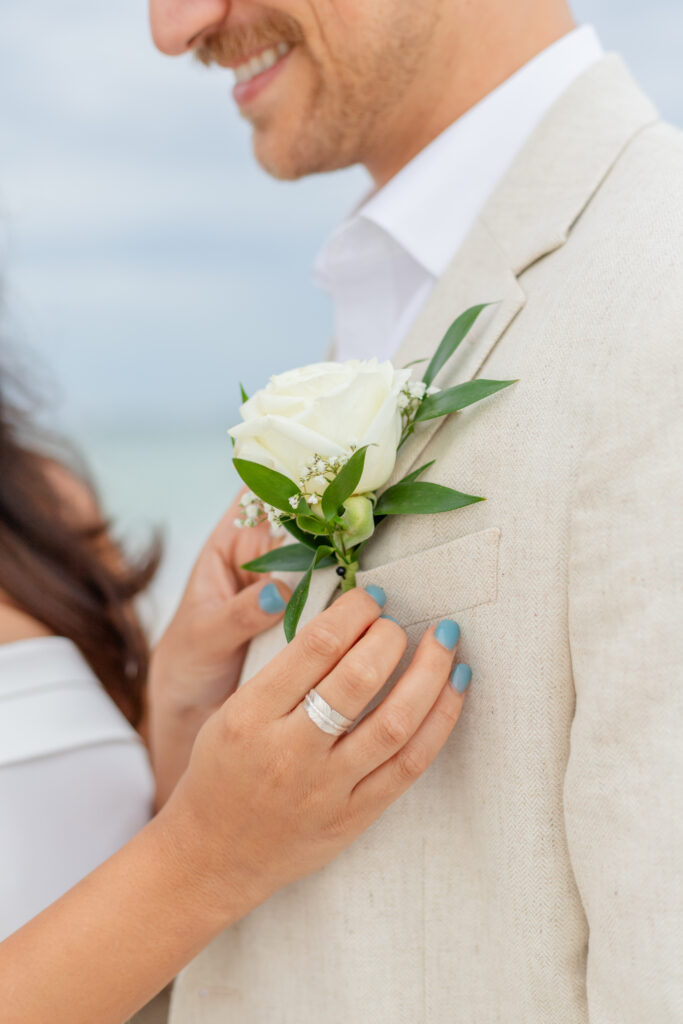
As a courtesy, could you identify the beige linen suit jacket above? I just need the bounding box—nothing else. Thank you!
[169,56,683,1023]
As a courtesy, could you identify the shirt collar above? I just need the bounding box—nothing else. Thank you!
[318,24,603,285]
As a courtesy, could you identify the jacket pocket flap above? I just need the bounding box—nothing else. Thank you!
[355,526,500,625]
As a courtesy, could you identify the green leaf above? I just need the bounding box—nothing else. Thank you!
[282,519,317,550]
[395,459,436,486]
[402,357,429,369]
[321,446,370,521]
[414,379,517,422]
[374,481,484,515]
[233,459,298,515]
[284,569,313,643]
[242,543,320,574]
[296,514,331,536]
[371,462,438,529]
[422,304,492,387]
[284,546,334,642]
[282,520,337,551]
[239,382,249,403]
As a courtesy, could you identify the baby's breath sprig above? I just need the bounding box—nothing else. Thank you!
[398,380,440,433]
[297,449,354,507]
[234,490,285,531]
[237,449,358,529]
[233,490,265,529]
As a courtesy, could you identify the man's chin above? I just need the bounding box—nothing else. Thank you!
[252,144,306,181]
[252,132,356,181]
[251,130,316,182]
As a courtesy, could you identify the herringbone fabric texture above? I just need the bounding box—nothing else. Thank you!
[170,56,683,1024]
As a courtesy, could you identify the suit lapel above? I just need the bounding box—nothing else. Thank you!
[389,54,658,483]
[390,221,526,484]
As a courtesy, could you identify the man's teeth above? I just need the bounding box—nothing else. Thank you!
[234,42,291,86]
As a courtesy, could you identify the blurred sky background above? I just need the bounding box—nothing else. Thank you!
[1,1,682,628]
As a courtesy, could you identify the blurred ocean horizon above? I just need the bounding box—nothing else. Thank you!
[78,426,242,635]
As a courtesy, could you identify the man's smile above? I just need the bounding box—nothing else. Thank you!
[232,42,294,107]
[233,41,292,83]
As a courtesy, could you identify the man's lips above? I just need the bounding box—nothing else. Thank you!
[231,42,294,107]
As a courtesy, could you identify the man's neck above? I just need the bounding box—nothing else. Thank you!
[365,6,576,189]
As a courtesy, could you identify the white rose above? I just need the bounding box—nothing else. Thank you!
[229,359,411,496]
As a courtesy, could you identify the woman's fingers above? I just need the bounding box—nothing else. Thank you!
[288,615,407,747]
[217,579,292,651]
[183,494,277,604]
[350,663,470,822]
[242,587,386,716]
[337,620,462,783]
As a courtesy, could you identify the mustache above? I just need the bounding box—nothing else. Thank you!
[194,12,304,68]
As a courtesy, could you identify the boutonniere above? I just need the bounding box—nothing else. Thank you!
[229,303,516,640]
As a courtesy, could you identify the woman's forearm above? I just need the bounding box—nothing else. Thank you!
[0,806,251,1024]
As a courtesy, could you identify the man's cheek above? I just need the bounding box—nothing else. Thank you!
[267,52,318,126]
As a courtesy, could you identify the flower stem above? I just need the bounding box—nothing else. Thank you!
[340,560,359,592]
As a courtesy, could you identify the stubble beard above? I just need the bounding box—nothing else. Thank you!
[199,5,441,182]
[252,8,441,181]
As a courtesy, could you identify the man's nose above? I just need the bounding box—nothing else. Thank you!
[149,0,231,56]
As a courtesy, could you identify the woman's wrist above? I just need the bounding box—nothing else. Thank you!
[148,706,209,809]
[148,640,226,729]
[150,676,216,735]
[153,785,264,933]
[147,653,219,806]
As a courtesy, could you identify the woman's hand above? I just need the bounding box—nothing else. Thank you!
[152,490,289,713]
[163,586,470,921]
[149,492,291,804]
[0,588,469,1024]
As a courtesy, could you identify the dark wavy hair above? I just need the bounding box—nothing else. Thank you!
[0,364,161,727]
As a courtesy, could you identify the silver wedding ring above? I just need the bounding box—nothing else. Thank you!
[303,689,354,737]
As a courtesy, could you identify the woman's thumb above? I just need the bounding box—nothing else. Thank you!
[222,577,291,649]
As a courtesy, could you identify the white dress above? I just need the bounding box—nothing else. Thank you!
[0,636,155,940]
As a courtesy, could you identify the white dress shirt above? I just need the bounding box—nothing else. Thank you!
[0,637,155,940]
[315,25,604,363]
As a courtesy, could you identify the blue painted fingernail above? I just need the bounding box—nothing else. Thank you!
[365,584,387,608]
[380,614,400,624]
[258,583,286,614]
[451,663,472,693]
[434,619,460,650]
